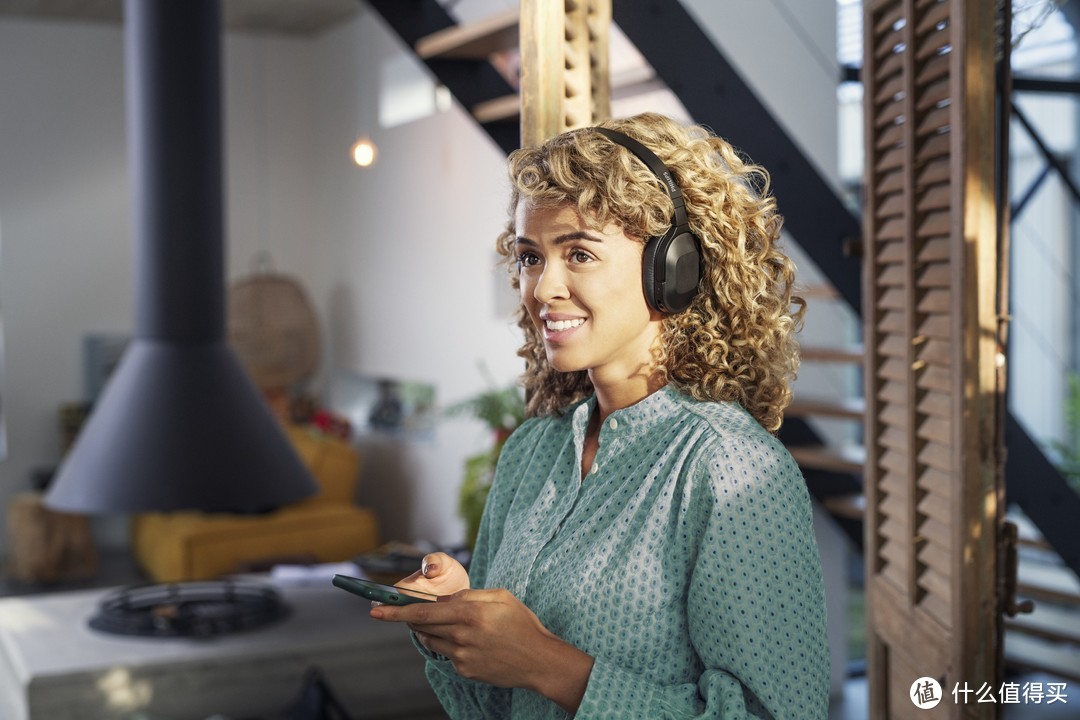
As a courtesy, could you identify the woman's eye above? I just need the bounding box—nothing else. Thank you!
[570,250,593,264]
[517,251,540,268]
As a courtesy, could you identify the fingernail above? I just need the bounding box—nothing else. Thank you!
[423,562,439,575]
[370,608,384,619]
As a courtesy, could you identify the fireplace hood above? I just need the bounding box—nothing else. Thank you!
[44,0,318,512]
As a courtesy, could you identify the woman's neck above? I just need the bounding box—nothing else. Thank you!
[588,367,666,424]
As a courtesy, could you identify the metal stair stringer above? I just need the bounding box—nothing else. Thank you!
[365,0,520,154]
[613,0,862,312]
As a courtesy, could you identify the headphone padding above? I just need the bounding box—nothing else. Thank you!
[642,232,666,311]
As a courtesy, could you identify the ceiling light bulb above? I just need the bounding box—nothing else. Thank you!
[351,138,377,167]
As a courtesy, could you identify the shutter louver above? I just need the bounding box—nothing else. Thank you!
[863,0,1002,716]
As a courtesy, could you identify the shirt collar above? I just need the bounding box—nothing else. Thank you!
[571,384,683,439]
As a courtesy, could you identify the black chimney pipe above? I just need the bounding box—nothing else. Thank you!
[45,0,318,512]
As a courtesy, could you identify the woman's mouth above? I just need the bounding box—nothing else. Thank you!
[542,317,586,340]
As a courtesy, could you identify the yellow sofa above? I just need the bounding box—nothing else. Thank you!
[131,426,380,582]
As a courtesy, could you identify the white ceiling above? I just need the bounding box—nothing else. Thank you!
[0,0,360,35]
[0,0,688,122]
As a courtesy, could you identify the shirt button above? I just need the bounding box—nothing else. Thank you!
[608,418,618,430]
[590,463,599,474]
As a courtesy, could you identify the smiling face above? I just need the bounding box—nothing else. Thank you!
[514,202,664,387]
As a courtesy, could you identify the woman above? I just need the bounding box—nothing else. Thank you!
[371,112,829,719]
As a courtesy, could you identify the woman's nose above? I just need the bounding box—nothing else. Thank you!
[533,264,569,303]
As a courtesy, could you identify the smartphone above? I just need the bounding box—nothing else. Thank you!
[332,574,438,605]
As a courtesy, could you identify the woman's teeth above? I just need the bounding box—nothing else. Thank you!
[545,318,585,331]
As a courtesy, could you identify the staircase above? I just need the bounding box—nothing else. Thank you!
[1005,511,1080,683]
[364,0,1080,688]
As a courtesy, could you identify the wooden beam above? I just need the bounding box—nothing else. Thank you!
[473,94,521,124]
[415,8,519,60]
[520,0,611,147]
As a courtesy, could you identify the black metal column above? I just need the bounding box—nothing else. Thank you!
[128,0,225,342]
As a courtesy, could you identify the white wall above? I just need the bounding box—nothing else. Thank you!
[305,9,522,544]
[0,19,132,546]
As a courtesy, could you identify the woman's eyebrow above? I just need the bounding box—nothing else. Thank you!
[514,231,604,247]
[554,231,604,245]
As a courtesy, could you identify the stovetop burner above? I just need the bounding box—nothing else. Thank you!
[88,579,290,638]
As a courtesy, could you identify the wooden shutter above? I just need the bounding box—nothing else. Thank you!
[520,0,611,147]
[862,0,1003,717]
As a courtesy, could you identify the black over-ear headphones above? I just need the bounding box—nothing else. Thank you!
[594,127,703,313]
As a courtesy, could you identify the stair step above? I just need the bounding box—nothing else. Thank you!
[822,493,865,520]
[416,8,519,60]
[1018,562,1080,606]
[473,93,520,123]
[1006,601,1080,646]
[1004,632,1080,683]
[789,445,865,475]
[1008,510,1056,550]
[788,397,865,421]
[801,284,841,300]
[800,345,865,364]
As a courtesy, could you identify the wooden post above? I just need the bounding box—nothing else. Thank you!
[520,0,611,148]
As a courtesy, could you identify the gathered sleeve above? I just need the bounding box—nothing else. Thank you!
[573,433,830,719]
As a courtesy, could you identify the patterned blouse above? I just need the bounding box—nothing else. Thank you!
[421,385,829,719]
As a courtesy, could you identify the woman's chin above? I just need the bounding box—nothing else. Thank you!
[546,352,586,374]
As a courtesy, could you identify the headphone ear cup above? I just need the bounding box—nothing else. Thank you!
[643,230,701,313]
[641,233,666,312]
[662,231,702,312]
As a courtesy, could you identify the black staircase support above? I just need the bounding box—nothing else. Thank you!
[613,0,863,313]
[1005,415,1080,574]
[365,0,519,154]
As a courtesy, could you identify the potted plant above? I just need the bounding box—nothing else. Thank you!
[1048,372,1080,497]
[445,376,525,550]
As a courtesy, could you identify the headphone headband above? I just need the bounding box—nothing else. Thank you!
[593,127,688,228]
[592,126,702,313]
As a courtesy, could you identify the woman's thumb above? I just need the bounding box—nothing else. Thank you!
[422,552,450,577]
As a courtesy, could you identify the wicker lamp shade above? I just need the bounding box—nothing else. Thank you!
[227,273,319,390]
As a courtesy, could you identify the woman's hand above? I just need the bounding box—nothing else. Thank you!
[394,551,470,597]
[370,588,594,712]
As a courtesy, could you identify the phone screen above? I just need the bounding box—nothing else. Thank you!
[332,574,438,605]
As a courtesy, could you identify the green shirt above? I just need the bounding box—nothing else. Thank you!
[424,385,829,719]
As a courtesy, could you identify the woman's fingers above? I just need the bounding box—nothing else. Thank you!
[371,599,462,626]
[415,631,453,659]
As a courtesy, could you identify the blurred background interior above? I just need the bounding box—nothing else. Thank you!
[0,1,1077,718]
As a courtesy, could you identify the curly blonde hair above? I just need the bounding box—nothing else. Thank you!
[497,113,804,432]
